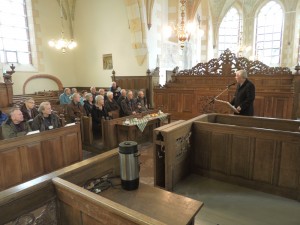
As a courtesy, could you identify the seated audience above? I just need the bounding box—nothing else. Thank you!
[83,93,94,116]
[59,88,71,105]
[121,90,137,116]
[0,110,8,125]
[90,86,98,103]
[32,102,61,132]
[105,91,120,113]
[117,89,127,117]
[20,97,39,122]
[110,81,121,101]
[99,88,108,101]
[2,108,32,139]
[135,90,148,113]
[91,95,108,135]
[67,93,86,122]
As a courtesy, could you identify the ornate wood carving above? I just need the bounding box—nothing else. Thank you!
[177,49,292,76]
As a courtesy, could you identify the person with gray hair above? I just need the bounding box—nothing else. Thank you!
[91,95,108,136]
[110,81,121,101]
[1,107,32,139]
[121,90,137,116]
[20,97,39,122]
[67,93,86,122]
[230,69,255,116]
[83,93,94,116]
[31,102,61,132]
[98,88,108,101]
[105,91,120,113]
[90,86,98,104]
[59,88,71,105]
[135,90,148,113]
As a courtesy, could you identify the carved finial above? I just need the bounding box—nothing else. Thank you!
[294,63,300,75]
[146,69,151,76]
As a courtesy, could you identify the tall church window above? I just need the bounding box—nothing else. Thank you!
[218,7,242,55]
[0,0,31,64]
[255,1,283,66]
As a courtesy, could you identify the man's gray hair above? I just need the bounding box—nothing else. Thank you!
[9,107,21,116]
[70,93,80,100]
[38,102,50,113]
[107,91,113,97]
[24,97,34,103]
[237,70,248,79]
[64,88,70,93]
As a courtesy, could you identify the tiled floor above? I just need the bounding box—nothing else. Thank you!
[84,141,300,225]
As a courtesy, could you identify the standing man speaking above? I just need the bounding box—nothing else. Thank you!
[230,70,255,116]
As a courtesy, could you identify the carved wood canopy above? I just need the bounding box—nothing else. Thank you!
[177,49,292,76]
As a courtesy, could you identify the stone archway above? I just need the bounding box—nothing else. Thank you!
[23,74,64,94]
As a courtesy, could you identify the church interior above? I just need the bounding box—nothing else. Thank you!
[1,0,300,224]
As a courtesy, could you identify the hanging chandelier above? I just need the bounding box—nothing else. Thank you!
[163,0,195,49]
[48,0,77,53]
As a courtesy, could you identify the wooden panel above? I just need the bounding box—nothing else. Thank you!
[0,148,23,189]
[210,132,228,174]
[182,93,193,112]
[59,200,82,225]
[0,83,13,108]
[168,93,178,111]
[253,96,265,117]
[278,142,300,189]
[20,143,44,179]
[273,98,287,119]
[252,139,275,183]
[42,137,64,172]
[82,214,103,225]
[62,132,81,165]
[192,129,210,170]
[230,135,250,178]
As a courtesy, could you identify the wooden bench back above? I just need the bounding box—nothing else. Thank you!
[53,177,165,225]
[0,124,82,190]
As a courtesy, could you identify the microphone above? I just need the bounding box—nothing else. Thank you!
[227,82,236,88]
[208,98,215,104]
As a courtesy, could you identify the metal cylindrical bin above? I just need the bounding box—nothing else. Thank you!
[119,141,140,190]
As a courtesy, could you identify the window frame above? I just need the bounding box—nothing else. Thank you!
[254,1,284,66]
[218,7,242,56]
[0,0,38,72]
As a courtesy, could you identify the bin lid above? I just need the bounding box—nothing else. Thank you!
[119,141,138,154]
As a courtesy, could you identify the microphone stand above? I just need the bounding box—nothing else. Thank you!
[208,85,231,105]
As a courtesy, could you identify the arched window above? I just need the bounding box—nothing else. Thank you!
[218,7,242,55]
[255,1,283,66]
[0,0,31,64]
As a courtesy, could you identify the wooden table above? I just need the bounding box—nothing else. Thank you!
[100,182,203,225]
[116,114,171,143]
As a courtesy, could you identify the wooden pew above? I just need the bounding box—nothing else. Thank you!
[0,124,82,190]
[153,113,300,201]
[82,116,93,145]
[153,115,207,191]
[0,149,203,224]
[102,110,170,149]
[53,177,202,225]
[0,149,119,224]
